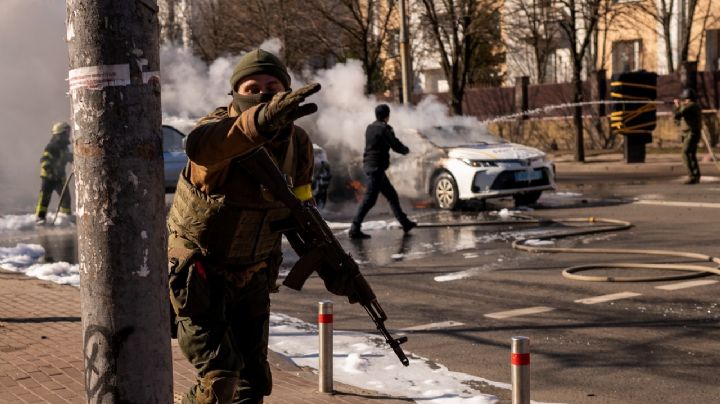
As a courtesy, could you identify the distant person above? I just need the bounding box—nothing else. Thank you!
[312,159,331,210]
[673,88,702,184]
[35,122,73,225]
[349,104,416,239]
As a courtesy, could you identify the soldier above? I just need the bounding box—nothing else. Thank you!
[166,49,325,403]
[349,104,417,239]
[35,122,73,225]
[673,88,702,184]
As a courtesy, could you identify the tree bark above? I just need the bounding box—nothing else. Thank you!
[66,0,172,402]
[573,62,585,162]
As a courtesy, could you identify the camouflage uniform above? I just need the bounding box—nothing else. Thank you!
[36,122,72,222]
[167,100,315,402]
[673,101,702,183]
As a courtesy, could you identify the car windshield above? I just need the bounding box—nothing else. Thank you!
[163,126,185,152]
[417,125,505,148]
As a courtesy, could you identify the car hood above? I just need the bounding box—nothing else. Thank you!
[447,143,545,161]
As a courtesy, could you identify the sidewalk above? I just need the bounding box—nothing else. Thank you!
[551,151,720,175]
[0,269,408,403]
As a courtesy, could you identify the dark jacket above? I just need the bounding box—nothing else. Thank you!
[362,120,409,173]
[673,102,701,136]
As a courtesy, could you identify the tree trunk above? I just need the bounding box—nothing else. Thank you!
[663,19,675,73]
[66,0,172,402]
[451,87,463,115]
[573,62,585,162]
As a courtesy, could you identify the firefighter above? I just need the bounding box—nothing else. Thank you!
[673,88,702,184]
[349,104,417,239]
[166,49,327,403]
[35,121,73,225]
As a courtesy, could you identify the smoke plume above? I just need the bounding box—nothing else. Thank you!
[0,1,481,214]
[0,0,70,213]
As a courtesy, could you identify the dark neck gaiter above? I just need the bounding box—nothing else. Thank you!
[231,91,276,113]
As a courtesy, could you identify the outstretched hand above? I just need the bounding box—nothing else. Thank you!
[257,83,321,134]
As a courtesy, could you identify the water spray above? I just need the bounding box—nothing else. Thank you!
[481,100,667,125]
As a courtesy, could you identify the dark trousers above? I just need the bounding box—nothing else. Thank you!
[352,170,409,229]
[35,177,71,219]
[682,133,701,181]
[178,269,271,404]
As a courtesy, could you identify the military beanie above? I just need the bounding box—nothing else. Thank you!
[230,49,291,91]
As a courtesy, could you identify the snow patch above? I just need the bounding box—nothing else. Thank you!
[268,312,506,403]
[0,243,79,286]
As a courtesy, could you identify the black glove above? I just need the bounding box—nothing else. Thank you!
[257,83,321,135]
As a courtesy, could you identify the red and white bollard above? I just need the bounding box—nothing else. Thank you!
[511,336,530,404]
[318,300,333,393]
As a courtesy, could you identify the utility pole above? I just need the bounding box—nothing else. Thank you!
[399,0,412,105]
[66,1,172,402]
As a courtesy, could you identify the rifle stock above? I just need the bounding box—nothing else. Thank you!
[237,147,410,366]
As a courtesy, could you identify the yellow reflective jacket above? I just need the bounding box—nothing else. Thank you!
[40,137,73,180]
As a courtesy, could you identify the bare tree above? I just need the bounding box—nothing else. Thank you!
[187,0,239,61]
[418,0,504,115]
[624,0,714,73]
[159,0,343,73]
[503,0,564,84]
[555,0,612,161]
[310,0,398,94]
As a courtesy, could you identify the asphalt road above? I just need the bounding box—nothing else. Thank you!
[3,154,719,403]
[271,157,720,404]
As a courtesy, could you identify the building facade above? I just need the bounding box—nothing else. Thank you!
[502,0,720,85]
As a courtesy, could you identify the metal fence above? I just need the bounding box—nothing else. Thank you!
[425,71,720,120]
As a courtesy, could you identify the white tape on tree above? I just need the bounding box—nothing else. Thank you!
[69,64,131,91]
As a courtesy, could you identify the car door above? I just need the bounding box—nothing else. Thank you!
[162,125,188,191]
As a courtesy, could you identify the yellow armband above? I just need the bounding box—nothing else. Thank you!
[293,183,313,201]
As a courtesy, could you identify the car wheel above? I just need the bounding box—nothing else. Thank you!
[513,190,542,207]
[433,172,459,210]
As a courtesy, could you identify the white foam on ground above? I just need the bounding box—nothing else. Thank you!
[327,219,402,231]
[433,267,488,282]
[496,208,513,218]
[0,214,36,231]
[0,213,74,233]
[522,239,555,246]
[0,243,79,286]
[269,312,507,403]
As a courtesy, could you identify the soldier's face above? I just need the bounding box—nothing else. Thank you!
[237,74,286,95]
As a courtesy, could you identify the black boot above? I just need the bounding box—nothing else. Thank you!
[349,223,371,239]
[402,220,417,234]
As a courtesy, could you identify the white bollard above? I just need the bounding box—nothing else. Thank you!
[511,336,530,404]
[318,300,333,393]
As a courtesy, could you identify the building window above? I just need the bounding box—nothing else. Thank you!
[706,29,720,71]
[612,39,642,74]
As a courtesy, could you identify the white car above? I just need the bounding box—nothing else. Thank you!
[390,125,555,210]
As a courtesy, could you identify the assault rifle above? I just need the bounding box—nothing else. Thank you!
[237,147,409,366]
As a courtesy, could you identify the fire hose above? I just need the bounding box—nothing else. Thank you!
[50,171,74,226]
[701,129,720,173]
[415,216,720,282]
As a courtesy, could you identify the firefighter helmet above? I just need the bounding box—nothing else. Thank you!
[51,121,70,135]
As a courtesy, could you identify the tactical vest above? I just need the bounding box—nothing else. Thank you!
[167,137,299,266]
[678,103,701,135]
